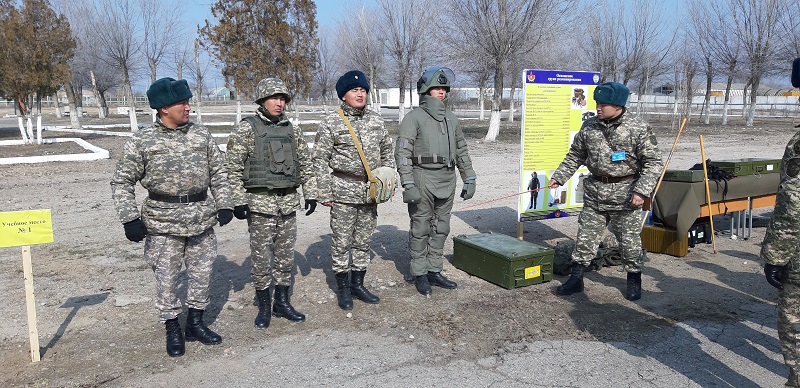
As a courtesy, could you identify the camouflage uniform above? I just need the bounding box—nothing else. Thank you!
[313,103,395,273]
[111,118,233,322]
[760,130,800,386]
[225,107,316,289]
[551,112,662,273]
[396,94,475,277]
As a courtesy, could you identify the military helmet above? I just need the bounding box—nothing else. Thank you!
[254,77,292,105]
[369,167,398,203]
[417,66,455,95]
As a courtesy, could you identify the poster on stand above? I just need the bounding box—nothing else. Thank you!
[519,69,600,222]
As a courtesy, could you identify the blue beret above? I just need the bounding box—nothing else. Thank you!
[147,77,193,109]
[793,58,800,88]
[593,82,629,107]
[336,70,370,99]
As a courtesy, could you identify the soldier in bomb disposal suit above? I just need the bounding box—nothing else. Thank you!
[312,70,395,310]
[549,81,662,301]
[111,77,234,357]
[225,77,317,329]
[396,66,476,296]
[761,57,800,387]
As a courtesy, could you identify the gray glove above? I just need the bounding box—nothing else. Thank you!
[460,182,476,200]
[402,185,421,204]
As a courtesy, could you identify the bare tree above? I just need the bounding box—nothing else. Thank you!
[140,0,181,121]
[688,0,715,124]
[312,26,337,114]
[701,0,743,126]
[775,0,800,59]
[90,0,143,131]
[444,0,574,141]
[334,6,385,110]
[378,0,424,121]
[729,0,781,126]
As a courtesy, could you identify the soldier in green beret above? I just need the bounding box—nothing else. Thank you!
[225,77,317,329]
[111,77,234,357]
[549,81,662,301]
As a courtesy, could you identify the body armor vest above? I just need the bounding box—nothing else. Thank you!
[243,116,299,189]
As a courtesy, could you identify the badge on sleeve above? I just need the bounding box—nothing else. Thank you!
[611,151,626,162]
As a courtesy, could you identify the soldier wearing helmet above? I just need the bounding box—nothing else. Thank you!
[312,70,395,310]
[395,66,476,296]
[225,77,318,329]
[761,57,800,387]
[548,81,662,301]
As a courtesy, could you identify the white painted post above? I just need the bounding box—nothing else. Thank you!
[22,245,41,362]
[18,116,29,143]
[36,115,42,144]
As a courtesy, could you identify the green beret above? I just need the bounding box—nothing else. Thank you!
[147,77,193,109]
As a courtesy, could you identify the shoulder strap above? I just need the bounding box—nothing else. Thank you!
[337,109,376,182]
[600,128,639,174]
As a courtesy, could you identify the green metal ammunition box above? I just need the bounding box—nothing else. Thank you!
[712,158,781,176]
[452,233,554,289]
[663,169,706,182]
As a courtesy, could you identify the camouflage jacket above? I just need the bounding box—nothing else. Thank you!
[396,95,475,198]
[761,130,800,278]
[552,112,662,211]
[110,119,233,236]
[312,103,395,204]
[225,108,316,216]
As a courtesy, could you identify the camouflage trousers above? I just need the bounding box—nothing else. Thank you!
[144,228,217,322]
[407,190,454,276]
[779,282,800,387]
[248,211,297,289]
[572,206,643,272]
[330,202,377,273]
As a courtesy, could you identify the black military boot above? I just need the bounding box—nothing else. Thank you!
[556,264,585,296]
[273,285,306,322]
[415,275,432,296]
[625,271,642,301]
[185,308,222,345]
[254,287,272,329]
[427,271,457,289]
[335,272,353,310]
[351,270,380,304]
[164,318,185,357]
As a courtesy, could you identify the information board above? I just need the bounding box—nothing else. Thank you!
[0,210,54,248]
[519,69,600,221]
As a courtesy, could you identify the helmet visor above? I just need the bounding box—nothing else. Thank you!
[420,66,455,86]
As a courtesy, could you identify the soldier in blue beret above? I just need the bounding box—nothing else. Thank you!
[111,77,234,357]
[549,81,663,301]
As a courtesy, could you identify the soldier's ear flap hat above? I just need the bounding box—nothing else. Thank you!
[147,77,193,109]
[254,77,292,105]
[593,81,629,107]
[792,58,800,88]
[336,70,370,99]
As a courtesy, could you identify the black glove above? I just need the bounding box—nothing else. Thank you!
[123,218,147,242]
[765,263,786,290]
[304,199,317,216]
[218,209,234,226]
[234,204,251,219]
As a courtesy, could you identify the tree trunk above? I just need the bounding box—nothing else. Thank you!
[746,77,759,126]
[54,93,63,118]
[478,85,485,121]
[741,79,750,119]
[90,70,109,119]
[194,39,203,125]
[508,84,516,123]
[702,57,712,125]
[484,67,504,142]
[722,72,734,126]
[122,66,139,131]
[65,81,82,129]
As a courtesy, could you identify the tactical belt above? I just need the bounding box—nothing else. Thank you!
[332,171,367,182]
[246,187,297,196]
[148,191,207,204]
[413,156,448,165]
[591,174,637,184]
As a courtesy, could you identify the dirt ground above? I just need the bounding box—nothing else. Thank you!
[0,111,796,386]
